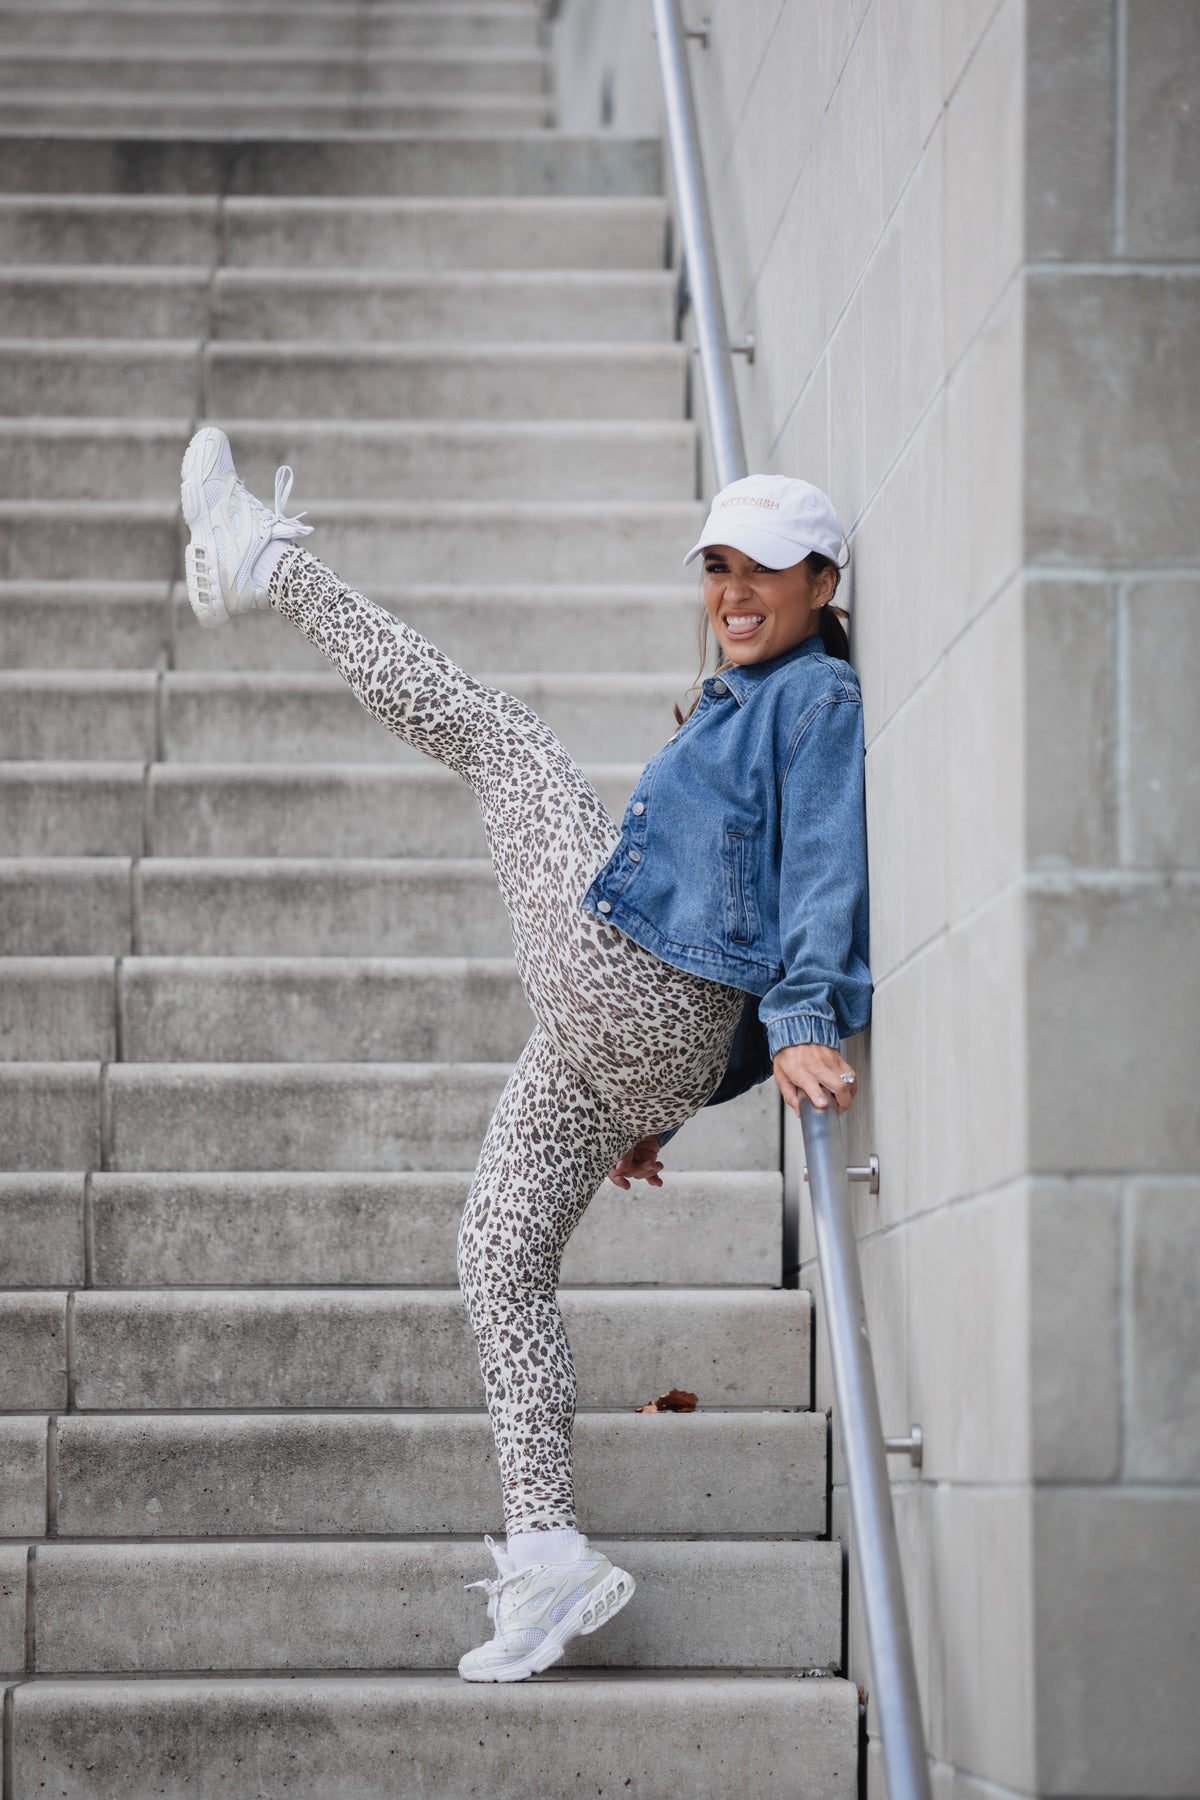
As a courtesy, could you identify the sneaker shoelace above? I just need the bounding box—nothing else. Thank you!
[262,464,315,543]
[463,1534,595,1642]
[464,1535,530,1636]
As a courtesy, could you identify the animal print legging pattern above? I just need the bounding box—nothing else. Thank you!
[268,546,748,1533]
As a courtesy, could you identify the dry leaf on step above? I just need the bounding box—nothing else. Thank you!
[635,1388,699,1413]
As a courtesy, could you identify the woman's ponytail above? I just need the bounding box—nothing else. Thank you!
[811,549,852,662]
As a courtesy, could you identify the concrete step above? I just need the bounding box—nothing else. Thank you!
[0,858,136,955]
[0,268,208,338]
[0,1176,84,1285]
[106,1167,782,1285]
[0,669,688,762]
[5,1674,858,1800]
[0,268,674,342]
[0,92,553,131]
[220,193,666,268]
[0,1417,42,1530]
[203,342,686,423]
[0,583,171,668]
[0,342,686,423]
[1,0,543,9]
[14,843,799,972]
[1,857,509,957]
[0,761,647,857]
[68,1286,809,1408]
[6,1282,807,1413]
[0,196,221,264]
[35,668,679,761]
[4,498,701,584]
[0,194,665,268]
[2,1167,782,1288]
[0,135,662,199]
[0,50,551,98]
[146,761,642,857]
[0,1292,68,1408]
[0,0,542,9]
[0,673,158,761]
[0,1066,104,1170]
[156,671,685,765]
[0,421,693,503]
[0,505,176,583]
[172,582,701,672]
[0,856,512,957]
[0,344,198,421]
[0,576,698,673]
[1,954,539,1063]
[24,1538,839,1674]
[0,580,169,667]
[0,1057,778,1171]
[0,763,146,859]
[0,0,541,8]
[48,1409,823,1536]
[0,958,116,1062]
[0,5,543,51]
[213,268,675,342]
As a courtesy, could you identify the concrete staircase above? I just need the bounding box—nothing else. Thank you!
[0,3,859,1793]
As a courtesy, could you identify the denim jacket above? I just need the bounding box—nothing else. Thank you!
[579,630,872,1145]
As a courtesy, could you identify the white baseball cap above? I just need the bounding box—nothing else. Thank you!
[682,473,849,571]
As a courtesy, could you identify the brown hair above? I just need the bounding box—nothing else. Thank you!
[672,547,852,728]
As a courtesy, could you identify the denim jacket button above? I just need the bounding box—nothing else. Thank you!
[631,801,645,816]
[598,900,612,914]
[629,849,642,863]
[710,678,728,696]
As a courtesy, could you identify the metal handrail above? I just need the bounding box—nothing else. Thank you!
[800,1099,932,1800]
[650,0,746,487]
[650,8,933,1796]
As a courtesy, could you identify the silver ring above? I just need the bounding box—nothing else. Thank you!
[839,1073,855,1083]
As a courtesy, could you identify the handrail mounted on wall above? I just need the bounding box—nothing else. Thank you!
[650,0,746,487]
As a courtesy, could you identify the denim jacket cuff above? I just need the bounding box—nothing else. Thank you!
[766,1012,842,1057]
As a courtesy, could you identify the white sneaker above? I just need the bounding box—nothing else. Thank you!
[180,425,313,628]
[458,1532,635,1682]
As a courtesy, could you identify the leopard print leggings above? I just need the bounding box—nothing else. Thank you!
[268,547,747,1533]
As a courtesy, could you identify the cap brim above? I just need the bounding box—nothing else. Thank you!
[682,520,816,570]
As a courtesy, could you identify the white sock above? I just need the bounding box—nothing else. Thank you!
[251,537,289,591]
[505,1528,582,1572]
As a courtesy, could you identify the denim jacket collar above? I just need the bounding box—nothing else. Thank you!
[704,630,827,707]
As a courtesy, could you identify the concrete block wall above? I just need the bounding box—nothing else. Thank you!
[1021,6,1200,1796]
[553,3,1200,1796]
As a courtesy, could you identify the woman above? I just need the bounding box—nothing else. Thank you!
[179,429,872,1683]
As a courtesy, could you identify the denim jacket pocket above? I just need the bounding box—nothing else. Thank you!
[723,828,762,946]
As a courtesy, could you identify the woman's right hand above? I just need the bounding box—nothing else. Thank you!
[607,1135,664,1189]
[773,1043,857,1116]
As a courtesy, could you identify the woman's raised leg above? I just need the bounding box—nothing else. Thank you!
[267,543,589,797]
[181,426,744,1126]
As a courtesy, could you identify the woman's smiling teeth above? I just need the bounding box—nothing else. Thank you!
[723,612,766,637]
